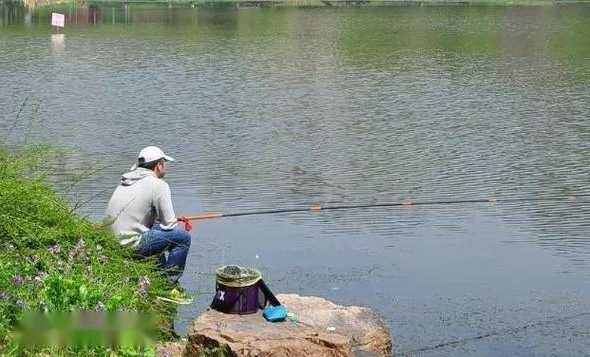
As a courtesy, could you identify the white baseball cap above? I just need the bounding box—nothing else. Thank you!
[131,146,175,170]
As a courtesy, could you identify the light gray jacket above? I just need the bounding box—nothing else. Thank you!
[105,168,177,247]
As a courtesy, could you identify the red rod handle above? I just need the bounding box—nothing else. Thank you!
[184,212,224,221]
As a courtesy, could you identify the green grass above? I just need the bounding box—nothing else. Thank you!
[0,146,178,355]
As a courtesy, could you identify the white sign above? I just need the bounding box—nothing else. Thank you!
[51,13,65,28]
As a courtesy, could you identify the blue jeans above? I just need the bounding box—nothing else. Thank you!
[137,224,191,284]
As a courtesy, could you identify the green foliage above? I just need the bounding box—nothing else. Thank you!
[0,147,177,355]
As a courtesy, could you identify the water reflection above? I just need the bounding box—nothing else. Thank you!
[0,1,244,27]
[50,33,64,52]
[1,1,27,26]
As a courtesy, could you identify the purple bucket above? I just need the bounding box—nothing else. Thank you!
[210,282,267,314]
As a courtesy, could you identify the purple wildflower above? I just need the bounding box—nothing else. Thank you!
[138,276,151,295]
[33,272,48,285]
[12,275,24,286]
[68,239,87,260]
[31,255,40,265]
[95,301,106,311]
[48,244,61,255]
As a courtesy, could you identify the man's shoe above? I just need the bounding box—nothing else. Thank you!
[156,288,193,305]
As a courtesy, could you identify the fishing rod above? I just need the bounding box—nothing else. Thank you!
[184,194,590,221]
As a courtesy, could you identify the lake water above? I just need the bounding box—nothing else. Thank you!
[1,2,590,355]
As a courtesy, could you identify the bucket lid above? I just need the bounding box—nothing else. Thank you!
[216,265,262,288]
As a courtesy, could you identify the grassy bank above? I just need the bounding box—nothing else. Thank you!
[0,147,176,355]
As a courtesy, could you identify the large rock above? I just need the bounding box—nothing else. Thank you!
[276,294,392,356]
[185,294,392,356]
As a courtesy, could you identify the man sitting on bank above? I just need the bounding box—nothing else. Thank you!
[105,146,192,284]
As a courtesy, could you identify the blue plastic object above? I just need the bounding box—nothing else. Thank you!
[263,305,288,322]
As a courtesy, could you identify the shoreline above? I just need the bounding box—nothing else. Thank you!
[5,0,590,8]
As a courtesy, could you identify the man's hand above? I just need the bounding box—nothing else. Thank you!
[177,216,193,232]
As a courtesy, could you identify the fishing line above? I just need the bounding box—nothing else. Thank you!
[400,311,590,355]
[4,96,30,142]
